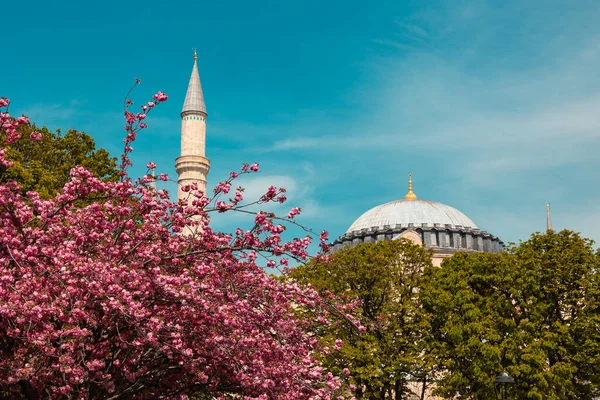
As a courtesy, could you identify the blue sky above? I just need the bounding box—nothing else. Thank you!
[4,0,600,247]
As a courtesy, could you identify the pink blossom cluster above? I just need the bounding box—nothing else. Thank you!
[0,98,38,167]
[0,94,348,399]
[287,207,301,219]
[119,81,168,176]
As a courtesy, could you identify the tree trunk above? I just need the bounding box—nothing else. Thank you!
[19,380,37,400]
[420,376,427,400]
[395,379,403,400]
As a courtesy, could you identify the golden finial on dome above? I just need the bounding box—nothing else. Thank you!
[193,48,198,61]
[405,173,417,200]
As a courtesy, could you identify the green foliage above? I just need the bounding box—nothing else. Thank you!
[0,123,118,198]
[421,230,600,399]
[292,231,600,398]
[291,239,435,399]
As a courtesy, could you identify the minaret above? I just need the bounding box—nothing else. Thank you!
[175,50,210,206]
[546,202,553,231]
[150,167,157,191]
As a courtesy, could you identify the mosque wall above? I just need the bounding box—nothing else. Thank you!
[331,225,504,259]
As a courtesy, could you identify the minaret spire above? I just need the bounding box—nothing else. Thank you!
[176,51,211,211]
[404,173,417,200]
[181,49,207,117]
[546,202,553,231]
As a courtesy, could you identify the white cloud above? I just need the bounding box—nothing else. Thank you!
[15,0,600,246]
[255,0,600,244]
[208,173,321,229]
[270,137,328,151]
[23,100,88,128]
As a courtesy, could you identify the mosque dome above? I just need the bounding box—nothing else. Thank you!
[347,199,479,234]
[332,174,504,265]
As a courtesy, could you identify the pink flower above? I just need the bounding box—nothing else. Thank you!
[234,190,243,202]
[261,186,278,201]
[147,101,155,108]
[216,201,230,212]
[0,98,9,107]
[250,163,259,172]
[152,92,168,102]
[30,131,42,142]
[213,182,231,195]
[159,173,168,181]
[270,225,285,234]
[320,230,329,243]
[254,212,268,225]
[124,112,136,124]
[146,162,156,169]
[287,207,301,219]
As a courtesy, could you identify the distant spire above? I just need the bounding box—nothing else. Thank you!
[181,49,206,116]
[546,202,553,231]
[404,173,417,200]
[150,167,157,191]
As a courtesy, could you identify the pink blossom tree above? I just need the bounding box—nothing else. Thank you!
[0,85,347,399]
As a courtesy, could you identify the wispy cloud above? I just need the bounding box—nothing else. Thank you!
[208,172,329,231]
[23,100,89,128]
[11,0,600,247]
[243,0,600,244]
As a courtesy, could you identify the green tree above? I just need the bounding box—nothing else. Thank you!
[421,230,600,399]
[0,123,118,198]
[420,251,515,399]
[290,239,435,399]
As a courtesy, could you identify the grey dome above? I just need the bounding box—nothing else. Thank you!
[347,199,479,234]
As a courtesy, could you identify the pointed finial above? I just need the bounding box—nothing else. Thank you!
[193,48,198,61]
[546,202,553,231]
[405,173,417,200]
